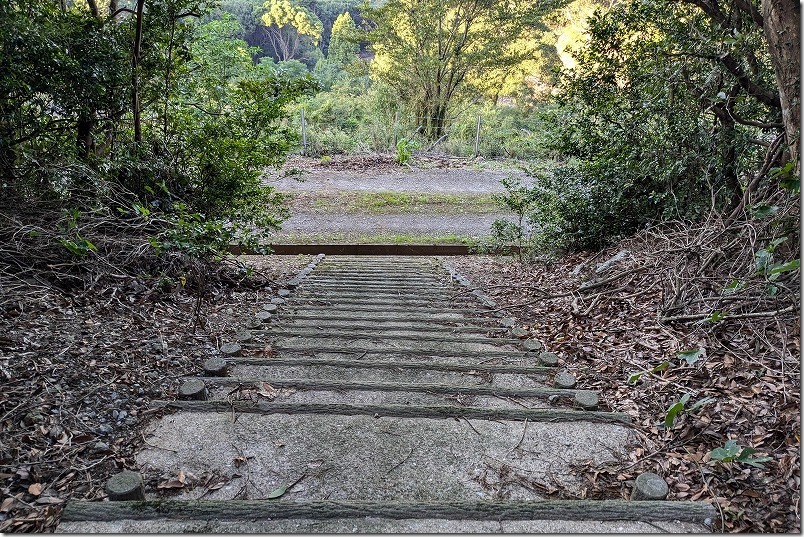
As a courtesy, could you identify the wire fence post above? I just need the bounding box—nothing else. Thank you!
[393,111,399,148]
[300,108,307,156]
[473,114,482,158]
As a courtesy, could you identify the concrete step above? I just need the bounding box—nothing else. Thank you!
[284,297,460,308]
[196,375,590,401]
[280,304,487,315]
[264,320,507,335]
[272,312,502,325]
[259,346,533,362]
[293,286,457,298]
[261,336,520,354]
[226,355,554,376]
[262,327,522,345]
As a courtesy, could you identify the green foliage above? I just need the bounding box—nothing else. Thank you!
[490,175,540,262]
[1,1,314,268]
[627,361,670,383]
[394,137,418,165]
[709,439,773,468]
[260,0,324,61]
[363,0,564,140]
[544,0,783,249]
[327,11,359,64]
[677,348,705,366]
[664,393,716,429]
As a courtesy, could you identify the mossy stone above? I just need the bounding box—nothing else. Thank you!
[105,470,145,501]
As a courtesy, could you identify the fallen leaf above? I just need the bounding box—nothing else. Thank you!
[267,484,287,499]
[27,483,43,496]
[257,383,279,400]
[157,479,185,489]
[0,498,15,513]
[34,496,64,505]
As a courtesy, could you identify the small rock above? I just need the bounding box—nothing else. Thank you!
[234,330,253,342]
[220,342,242,356]
[262,303,278,313]
[499,318,516,328]
[106,471,145,501]
[271,298,285,305]
[93,441,110,453]
[124,416,137,426]
[179,379,207,401]
[255,311,272,323]
[574,391,599,410]
[523,339,543,352]
[631,472,669,501]
[98,424,113,434]
[511,327,529,339]
[278,289,291,297]
[538,351,559,367]
[553,371,577,389]
[117,410,128,421]
[203,357,228,377]
[245,318,262,329]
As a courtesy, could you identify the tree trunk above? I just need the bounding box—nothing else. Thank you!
[132,0,145,144]
[761,0,800,170]
[76,116,95,160]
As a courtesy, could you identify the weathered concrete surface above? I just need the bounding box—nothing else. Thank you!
[57,255,712,533]
[57,516,706,533]
[134,413,629,501]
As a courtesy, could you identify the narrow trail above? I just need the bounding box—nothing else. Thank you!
[57,255,713,533]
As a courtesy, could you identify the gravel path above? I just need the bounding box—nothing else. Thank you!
[273,213,507,239]
[268,156,523,241]
[269,168,517,194]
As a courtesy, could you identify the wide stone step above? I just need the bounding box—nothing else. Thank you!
[60,499,715,527]
[284,297,459,308]
[263,346,532,361]
[128,411,632,504]
[273,312,501,325]
[281,304,486,314]
[264,321,506,335]
[262,328,521,345]
[292,287,457,298]
[262,337,518,354]
[302,275,446,284]
[195,376,589,400]
[223,364,550,400]
[227,355,554,375]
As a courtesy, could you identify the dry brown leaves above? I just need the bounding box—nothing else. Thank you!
[0,255,309,532]
[449,218,800,533]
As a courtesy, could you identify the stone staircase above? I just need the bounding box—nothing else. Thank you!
[57,255,714,533]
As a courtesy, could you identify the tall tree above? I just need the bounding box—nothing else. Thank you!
[363,0,564,139]
[327,11,358,64]
[760,0,800,169]
[259,0,323,61]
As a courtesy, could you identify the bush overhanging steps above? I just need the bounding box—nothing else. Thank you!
[58,254,715,533]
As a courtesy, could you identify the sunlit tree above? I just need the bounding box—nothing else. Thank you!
[260,0,323,61]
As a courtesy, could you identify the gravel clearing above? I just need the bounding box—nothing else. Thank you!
[266,155,522,241]
[273,213,506,240]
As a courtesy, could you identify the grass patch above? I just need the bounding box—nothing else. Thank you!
[271,231,480,245]
[290,191,499,215]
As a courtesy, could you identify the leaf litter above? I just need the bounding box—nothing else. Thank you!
[448,220,800,533]
[0,254,311,532]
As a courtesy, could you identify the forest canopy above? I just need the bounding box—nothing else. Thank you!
[0,0,799,264]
